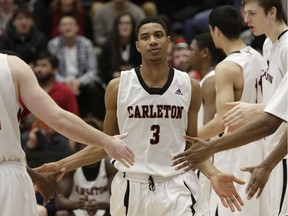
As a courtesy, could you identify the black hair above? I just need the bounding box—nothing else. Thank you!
[35,51,59,69]
[209,5,241,40]
[135,16,169,40]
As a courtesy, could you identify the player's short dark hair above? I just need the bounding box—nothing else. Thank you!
[209,5,241,40]
[135,16,169,40]
[35,51,59,69]
[242,0,287,23]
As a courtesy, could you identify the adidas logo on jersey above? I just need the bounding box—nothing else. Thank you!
[175,89,183,95]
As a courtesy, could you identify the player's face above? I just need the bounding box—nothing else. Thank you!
[189,39,202,70]
[244,2,269,36]
[136,23,171,63]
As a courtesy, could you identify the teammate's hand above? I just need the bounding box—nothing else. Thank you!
[172,135,214,171]
[33,168,65,205]
[210,173,245,212]
[241,164,271,199]
[222,102,263,132]
[104,133,135,168]
[34,162,66,182]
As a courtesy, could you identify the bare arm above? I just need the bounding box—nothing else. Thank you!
[9,55,134,166]
[172,112,284,170]
[180,78,245,212]
[198,62,241,140]
[202,76,216,125]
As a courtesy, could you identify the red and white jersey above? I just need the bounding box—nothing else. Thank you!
[115,67,191,177]
[69,160,110,216]
[0,53,25,162]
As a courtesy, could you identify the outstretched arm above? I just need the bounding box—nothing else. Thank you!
[173,112,283,170]
[9,55,134,167]
[185,78,245,212]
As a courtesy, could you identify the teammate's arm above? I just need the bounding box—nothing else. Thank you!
[202,76,216,125]
[185,78,245,212]
[198,62,240,140]
[9,55,134,167]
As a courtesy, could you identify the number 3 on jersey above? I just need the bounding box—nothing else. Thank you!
[150,124,160,145]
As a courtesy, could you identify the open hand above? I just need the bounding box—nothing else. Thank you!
[241,165,271,200]
[104,133,135,168]
[211,173,245,212]
[172,135,214,171]
[34,162,65,182]
[222,102,262,132]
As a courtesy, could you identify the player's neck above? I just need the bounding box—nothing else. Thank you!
[222,39,247,56]
[139,64,170,88]
[266,22,288,43]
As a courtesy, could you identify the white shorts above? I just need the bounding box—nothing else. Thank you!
[0,161,38,216]
[110,171,209,216]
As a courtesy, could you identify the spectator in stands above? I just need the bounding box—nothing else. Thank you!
[48,13,105,120]
[41,0,94,41]
[98,12,141,85]
[0,0,17,36]
[0,7,47,65]
[92,0,145,47]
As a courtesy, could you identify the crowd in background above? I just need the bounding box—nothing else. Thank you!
[0,0,287,216]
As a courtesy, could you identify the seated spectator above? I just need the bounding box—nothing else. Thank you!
[98,12,141,85]
[55,117,116,216]
[0,0,17,36]
[48,13,105,120]
[93,0,145,47]
[171,41,191,72]
[41,0,94,41]
[0,7,47,65]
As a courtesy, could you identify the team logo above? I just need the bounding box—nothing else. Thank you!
[175,89,183,95]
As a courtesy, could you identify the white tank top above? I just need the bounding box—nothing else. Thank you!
[261,31,288,157]
[69,159,110,204]
[115,67,191,177]
[223,46,265,103]
[0,53,25,162]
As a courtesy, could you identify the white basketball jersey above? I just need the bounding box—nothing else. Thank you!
[211,47,266,216]
[261,31,288,157]
[69,159,110,216]
[198,70,215,128]
[115,67,191,177]
[264,73,288,122]
[0,53,25,162]
[261,30,288,103]
[223,46,265,103]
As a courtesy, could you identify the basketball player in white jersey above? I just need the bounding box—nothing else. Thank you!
[174,5,267,216]
[173,72,288,201]
[189,32,223,202]
[35,16,246,216]
[0,51,134,216]
[106,16,247,216]
[216,1,288,215]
